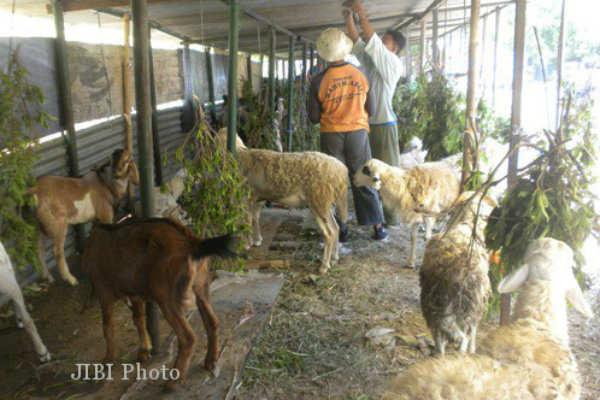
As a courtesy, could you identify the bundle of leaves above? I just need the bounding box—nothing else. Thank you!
[283,78,319,152]
[238,78,281,150]
[393,72,510,158]
[175,109,251,250]
[485,88,597,304]
[0,54,51,270]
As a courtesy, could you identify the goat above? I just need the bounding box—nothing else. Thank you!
[383,238,594,400]
[354,158,460,267]
[82,217,238,392]
[0,240,50,362]
[30,149,139,285]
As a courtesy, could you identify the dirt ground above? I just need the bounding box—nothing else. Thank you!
[235,209,600,400]
[0,207,598,399]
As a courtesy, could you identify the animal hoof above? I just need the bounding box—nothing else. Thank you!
[137,348,151,362]
[204,358,218,373]
[252,238,263,247]
[45,274,55,283]
[39,352,51,363]
[64,275,78,286]
[318,265,330,275]
[402,263,417,270]
[163,380,178,393]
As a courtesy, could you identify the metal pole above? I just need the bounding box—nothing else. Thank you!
[246,55,253,89]
[287,36,294,152]
[227,0,240,156]
[131,0,159,352]
[492,6,501,108]
[555,0,566,130]
[205,47,217,126]
[123,12,136,215]
[419,18,426,73]
[301,42,308,150]
[432,9,439,67]
[480,15,488,95]
[53,0,85,250]
[404,28,412,82]
[148,28,163,186]
[309,44,314,77]
[181,43,196,132]
[502,0,527,327]
[268,27,276,112]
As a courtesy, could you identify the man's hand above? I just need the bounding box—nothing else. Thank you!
[347,0,363,13]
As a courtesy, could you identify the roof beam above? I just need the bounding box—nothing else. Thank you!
[438,0,513,12]
[47,0,183,13]
[394,0,446,30]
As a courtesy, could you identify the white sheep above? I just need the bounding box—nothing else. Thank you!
[221,130,348,274]
[354,158,460,267]
[419,191,497,356]
[0,240,50,362]
[383,237,594,400]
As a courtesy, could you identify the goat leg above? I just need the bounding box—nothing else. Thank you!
[11,294,50,362]
[52,225,78,285]
[195,286,220,372]
[405,224,418,268]
[100,300,116,362]
[131,298,152,362]
[161,305,197,393]
[469,325,477,354]
[36,230,53,283]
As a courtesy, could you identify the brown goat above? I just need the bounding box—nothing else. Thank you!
[82,217,238,392]
[30,149,139,285]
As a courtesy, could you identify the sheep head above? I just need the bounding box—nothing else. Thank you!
[217,127,247,150]
[353,159,389,190]
[498,237,594,319]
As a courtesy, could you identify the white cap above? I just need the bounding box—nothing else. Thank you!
[317,28,353,62]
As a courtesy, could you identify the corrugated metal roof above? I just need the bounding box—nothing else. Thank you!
[0,1,513,57]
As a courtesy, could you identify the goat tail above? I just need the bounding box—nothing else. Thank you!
[192,234,240,261]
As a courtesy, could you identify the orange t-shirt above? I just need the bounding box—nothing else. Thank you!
[310,63,371,133]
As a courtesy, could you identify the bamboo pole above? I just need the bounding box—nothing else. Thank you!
[123,12,135,215]
[404,27,412,83]
[492,6,501,107]
[419,18,426,73]
[432,8,439,67]
[480,15,488,94]
[462,0,481,189]
[226,0,240,156]
[555,0,566,130]
[205,48,217,126]
[246,55,253,89]
[148,28,163,186]
[286,36,294,152]
[502,0,527,327]
[268,27,276,111]
[131,0,159,351]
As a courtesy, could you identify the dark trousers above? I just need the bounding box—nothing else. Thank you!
[320,130,384,226]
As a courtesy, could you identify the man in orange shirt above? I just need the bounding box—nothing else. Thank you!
[308,28,387,242]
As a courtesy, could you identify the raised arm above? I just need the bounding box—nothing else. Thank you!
[344,8,360,43]
[349,0,375,42]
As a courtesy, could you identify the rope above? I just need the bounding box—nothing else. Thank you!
[96,12,114,121]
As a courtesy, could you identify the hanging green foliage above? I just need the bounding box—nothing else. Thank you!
[393,71,510,159]
[238,77,281,150]
[485,88,597,302]
[0,54,51,270]
[282,79,319,152]
[175,112,251,254]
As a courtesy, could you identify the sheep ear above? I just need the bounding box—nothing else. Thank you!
[566,276,594,318]
[498,264,530,293]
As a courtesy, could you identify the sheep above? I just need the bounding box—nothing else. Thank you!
[398,137,428,170]
[30,149,139,285]
[0,240,50,362]
[383,237,594,400]
[353,158,460,268]
[83,217,238,392]
[140,168,187,221]
[220,129,348,275]
[419,191,497,356]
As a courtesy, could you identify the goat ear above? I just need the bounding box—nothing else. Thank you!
[566,276,594,318]
[129,160,140,185]
[498,264,530,293]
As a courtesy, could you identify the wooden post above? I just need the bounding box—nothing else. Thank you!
[287,36,294,152]
[462,0,481,189]
[502,0,527,327]
[492,6,501,107]
[226,0,240,156]
[131,0,159,352]
[148,28,163,186]
[404,28,412,82]
[480,15,488,93]
[52,0,85,250]
[555,0,566,130]
[205,47,217,126]
[268,27,276,112]
[432,9,439,67]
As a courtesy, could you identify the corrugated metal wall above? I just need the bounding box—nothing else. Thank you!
[15,106,186,287]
